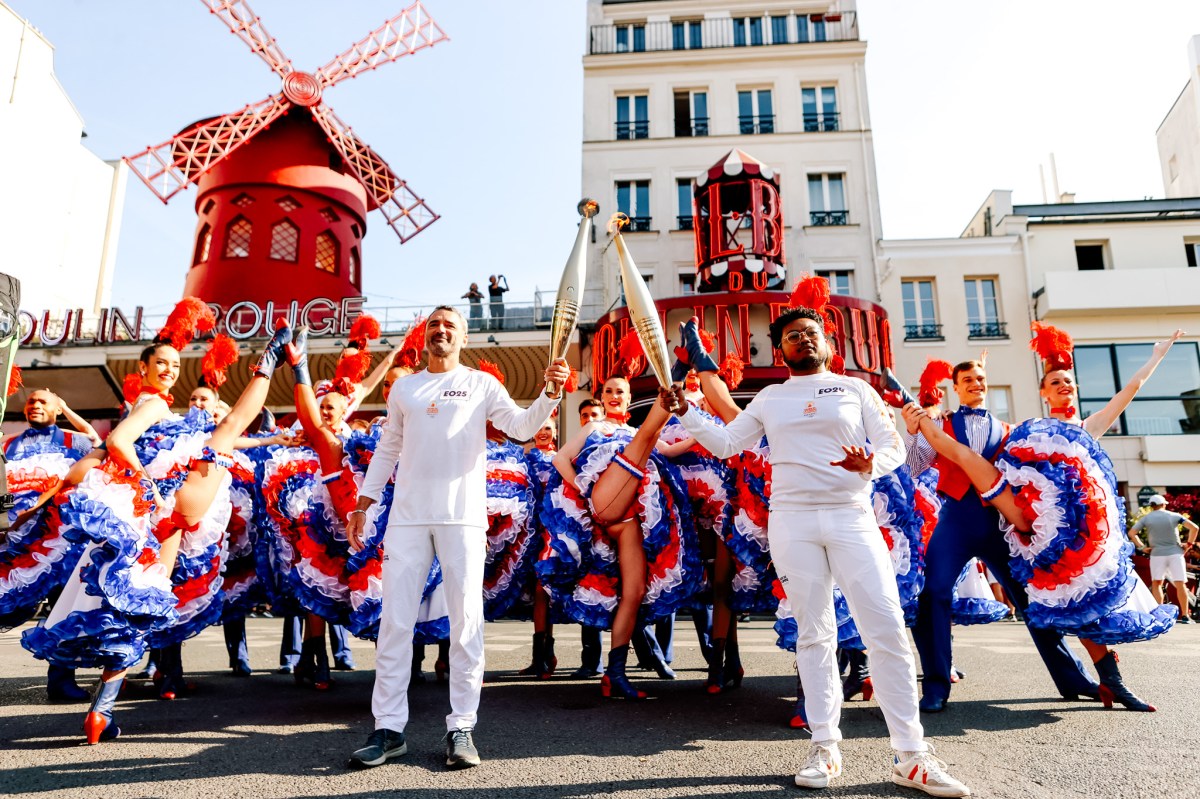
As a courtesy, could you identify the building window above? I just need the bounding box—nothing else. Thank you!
[732,16,764,47]
[673,90,708,137]
[269,219,300,262]
[232,192,254,208]
[988,386,1013,423]
[769,14,789,45]
[680,272,696,295]
[616,94,649,140]
[1075,241,1108,271]
[802,86,839,132]
[223,216,252,258]
[315,231,339,274]
[349,246,360,287]
[1185,239,1200,267]
[275,195,300,212]
[964,278,1007,338]
[902,279,941,340]
[193,224,212,266]
[738,88,774,134]
[797,14,827,43]
[676,178,695,230]
[615,23,645,53]
[319,207,340,223]
[818,270,853,296]
[672,19,703,49]
[1076,342,1200,435]
[616,180,651,231]
[201,199,215,214]
[807,174,847,225]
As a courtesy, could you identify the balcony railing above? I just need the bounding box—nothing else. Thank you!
[809,210,849,226]
[803,112,840,132]
[589,14,858,55]
[677,215,694,231]
[738,114,774,134]
[904,323,944,341]
[622,216,652,232]
[674,116,709,137]
[615,120,649,140]
[967,321,1009,339]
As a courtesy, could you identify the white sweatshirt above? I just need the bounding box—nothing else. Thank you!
[359,365,560,527]
[679,371,905,510]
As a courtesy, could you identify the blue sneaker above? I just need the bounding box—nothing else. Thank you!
[348,728,407,768]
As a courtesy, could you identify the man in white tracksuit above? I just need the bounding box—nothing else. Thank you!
[665,306,971,797]
[345,305,567,770]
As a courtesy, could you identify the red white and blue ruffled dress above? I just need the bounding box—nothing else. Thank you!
[0,427,93,629]
[483,440,537,621]
[21,402,225,669]
[774,465,927,652]
[727,436,783,614]
[535,423,702,629]
[340,424,448,643]
[522,447,572,624]
[913,467,1010,626]
[218,450,261,624]
[993,418,1176,644]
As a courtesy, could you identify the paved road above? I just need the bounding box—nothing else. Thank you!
[2,618,1198,799]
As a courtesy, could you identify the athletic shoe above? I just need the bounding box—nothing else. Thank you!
[892,746,971,797]
[794,741,841,789]
[444,727,481,769]
[1177,616,1191,624]
[347,728,407,768]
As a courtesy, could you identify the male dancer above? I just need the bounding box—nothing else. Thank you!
[3,389,96,700]
[901,361,1098,712]
[666,308,970,796]
[346,306,567,770]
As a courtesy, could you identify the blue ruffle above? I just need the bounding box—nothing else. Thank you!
[483,441,537,621]
[0,507,85,628]
[22,606,151,670]
[415,615,451,646]
[1074,602,1178,645]
[952,597,1011,626]
[872,466,926,626]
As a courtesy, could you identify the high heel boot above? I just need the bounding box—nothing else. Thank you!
[722,635,743,690]
[600,644,647,700]
[543,634,557,678]
[518,632,546,677]
[841,649,873,701]
[47,665,89,702]
[705,638,726,695]
[83,677,124,744]
[253,322,293,378]
[1095,651,1155,712]
[158,643,184,700]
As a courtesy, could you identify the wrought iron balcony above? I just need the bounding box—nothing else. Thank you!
[967,321,1008,339]
[803,112,840,132]
[674,116,709,137]
[615,120,649,140]
[589,14,858,55]
[677,215,694,231]
[809,210,849,226]
[738,114,774,135]
[904,323,944,341]
[623,216,652,232]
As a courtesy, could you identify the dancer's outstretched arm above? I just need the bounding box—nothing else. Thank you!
[1084,330,1185,439]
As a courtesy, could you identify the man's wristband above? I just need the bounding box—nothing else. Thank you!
[348,509,367,517]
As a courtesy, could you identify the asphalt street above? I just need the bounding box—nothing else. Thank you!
[2,618,1198,799]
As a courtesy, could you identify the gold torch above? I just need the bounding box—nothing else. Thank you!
[546,198,599,398]
[610,213,674,391]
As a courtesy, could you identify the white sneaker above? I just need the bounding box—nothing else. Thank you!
[892,745,971,797]
[795,741,842,789]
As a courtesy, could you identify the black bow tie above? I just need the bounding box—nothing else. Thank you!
[958,406,988,418]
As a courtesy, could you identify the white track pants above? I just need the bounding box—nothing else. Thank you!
[372,523,486,733]
[769,505,926,752]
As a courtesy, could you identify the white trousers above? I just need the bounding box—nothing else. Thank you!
[769,505,926,752]
[372,523,486,733]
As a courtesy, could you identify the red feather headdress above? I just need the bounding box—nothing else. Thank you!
[335,349,372,386]
[699,328,716,353]
[1029,321,1074,372]
[564,365,579,394]
[788,272,831,313]
[477,358,505,384]
[6,365,22,397]
[917,358,954,408]
[617,330,645,380]
[347,314,381,350]
[201,335,239,391]
[718,354,744,390]
[122,372,144,404]
[156,297,215,350]
[395,317,427,370]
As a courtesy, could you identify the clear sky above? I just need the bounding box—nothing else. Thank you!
[12,0,1200,315]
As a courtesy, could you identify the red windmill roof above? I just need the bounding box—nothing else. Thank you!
[696,149,779,187]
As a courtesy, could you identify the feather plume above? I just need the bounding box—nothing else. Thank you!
[1029,321,1074,371]
[917,358,954,409]
[347,314,381,349]
[335,349,372,385]
[699,328,716,353]
[201,335,239,390]
[6,365,22,396]
[395,317,427,369]
[564,366,579,394]
[157,297,215,349]
[829,353,846,375]
[122,372,143,404]
[788,272,831,311]
[718,354,744,390]
[477,358,505,385]
[618,329,645,379]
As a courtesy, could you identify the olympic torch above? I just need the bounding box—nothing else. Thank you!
[610,214,674,390]
[546,199,599,398]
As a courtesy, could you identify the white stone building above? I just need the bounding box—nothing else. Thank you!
[1157,35,1200,199]
[0,1,126,317]
[580,0,882,320]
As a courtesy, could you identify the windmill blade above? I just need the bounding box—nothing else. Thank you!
[309,102,439,242]
[315,1,448,90]
[124,94,291,203]
[202,0,293,79]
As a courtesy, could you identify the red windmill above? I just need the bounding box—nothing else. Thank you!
[123,0,447,320]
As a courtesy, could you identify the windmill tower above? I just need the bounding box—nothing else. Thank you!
[123,0,447,319]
